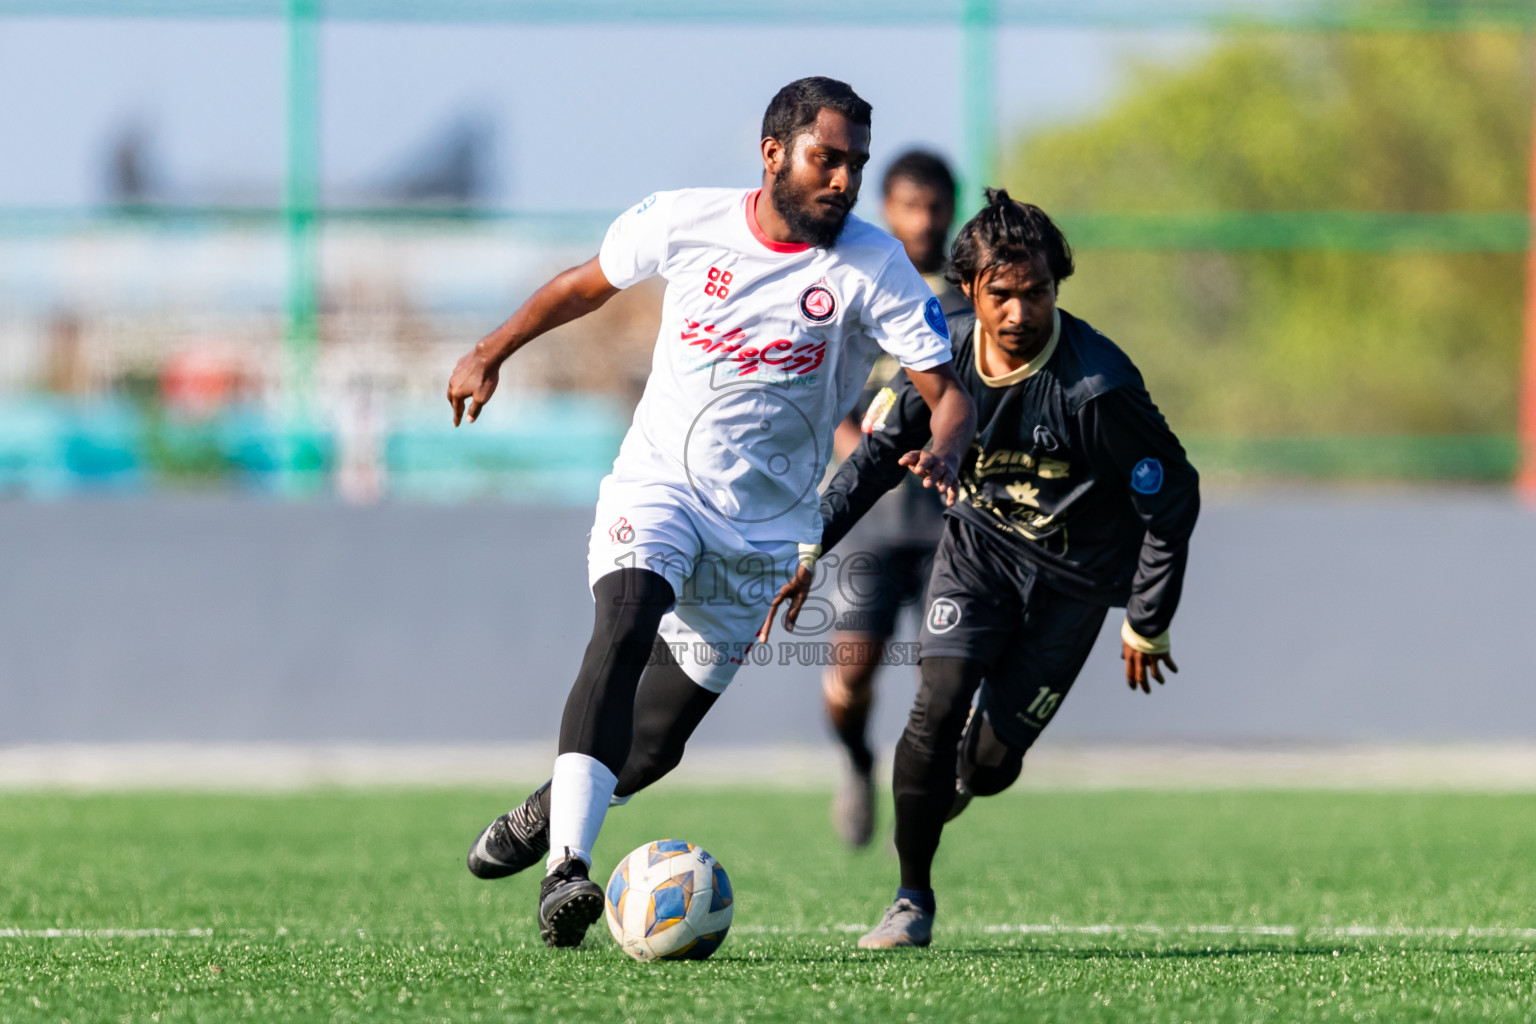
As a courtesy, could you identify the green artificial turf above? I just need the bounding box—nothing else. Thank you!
[1,788,1533,1022]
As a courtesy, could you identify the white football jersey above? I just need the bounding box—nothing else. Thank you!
[597,187,952,543]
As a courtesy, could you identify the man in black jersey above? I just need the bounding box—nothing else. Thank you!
[761,190,1199,948]
[825,150,969,848]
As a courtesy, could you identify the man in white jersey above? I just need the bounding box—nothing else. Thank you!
[446,77,976,949]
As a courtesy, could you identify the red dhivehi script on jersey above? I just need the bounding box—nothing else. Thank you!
[680,319,826,377]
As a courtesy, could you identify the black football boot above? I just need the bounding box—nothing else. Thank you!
[466,781,550,879]
[538,850,605,948]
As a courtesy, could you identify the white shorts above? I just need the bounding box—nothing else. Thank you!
[587,473,799,692]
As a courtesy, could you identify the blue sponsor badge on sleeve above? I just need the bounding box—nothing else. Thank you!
[924,296,949,339]
[1130,458,1164,495]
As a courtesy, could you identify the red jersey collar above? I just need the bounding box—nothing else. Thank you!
[745,188,812,254]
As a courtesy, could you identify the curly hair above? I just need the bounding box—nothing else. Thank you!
[945,188,1074,292]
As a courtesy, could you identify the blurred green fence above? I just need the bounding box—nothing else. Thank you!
[1,0,1533,496]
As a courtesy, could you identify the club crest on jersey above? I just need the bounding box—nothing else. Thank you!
[924,296,949,339]
[1130,458,1164,495]
[798,281,838,324]
[609,516,636,545]
[927,597,962,634]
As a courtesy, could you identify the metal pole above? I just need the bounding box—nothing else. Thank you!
[960,0,997,219]
[284,0,321,490]
[1519,43,1536,497]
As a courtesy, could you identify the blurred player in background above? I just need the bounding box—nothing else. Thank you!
[763,190,1199,948]
[446,77,976,949]
[824,151,969,847]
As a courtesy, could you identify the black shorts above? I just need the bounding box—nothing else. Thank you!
[830,543,936,639]
[918,518,1107,751]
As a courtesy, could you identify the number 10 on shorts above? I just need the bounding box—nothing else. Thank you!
[1026,686,1061,722]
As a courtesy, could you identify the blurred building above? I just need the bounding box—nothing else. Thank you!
[0,108,665,502]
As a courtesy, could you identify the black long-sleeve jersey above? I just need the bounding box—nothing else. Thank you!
[838,275,970,547]
[819,308,1200,639]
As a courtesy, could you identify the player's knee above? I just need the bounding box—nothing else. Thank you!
[822,661,875,715]
[960,754,1023,797]
[905,696,974,753]
[915,658,981,718]
[589,569,675,650]
[835,638,883,688]
[957,712,1026,796]
[899,695,974,767]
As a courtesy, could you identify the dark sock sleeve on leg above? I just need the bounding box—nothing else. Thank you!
[557,568,675,776]
[891,657,986,892]
[613,638,719,797]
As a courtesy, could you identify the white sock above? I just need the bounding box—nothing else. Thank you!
[546,752,617,872]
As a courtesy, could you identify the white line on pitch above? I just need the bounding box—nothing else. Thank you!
[1309,926,1536,940]
[0,928,214,939]
[732,923,1536,940]
[977,924,1536,940]
[981,924,1297,937]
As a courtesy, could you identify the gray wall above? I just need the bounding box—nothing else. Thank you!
[1,489,1530,745]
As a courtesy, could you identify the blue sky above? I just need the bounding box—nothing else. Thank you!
[0,17,1204,212]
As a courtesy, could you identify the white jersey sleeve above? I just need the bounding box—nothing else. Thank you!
[861,250,954,371]
[598,191,674,290]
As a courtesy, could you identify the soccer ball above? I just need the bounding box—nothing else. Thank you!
[604,839,733,961]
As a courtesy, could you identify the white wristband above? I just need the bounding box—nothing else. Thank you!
[1121,618,1170,655]
[797,543,822,573]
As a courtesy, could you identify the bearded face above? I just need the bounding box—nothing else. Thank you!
[770,142,859,249]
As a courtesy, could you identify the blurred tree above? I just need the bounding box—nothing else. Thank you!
[1002,30,1533,436]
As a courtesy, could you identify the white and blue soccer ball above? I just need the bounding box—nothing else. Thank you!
[604,839,733,961]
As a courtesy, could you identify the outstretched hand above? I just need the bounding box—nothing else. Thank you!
[898,450,960,506]
[757,563,815,644]
[1121,644,1178,694]
[447,349,500,426]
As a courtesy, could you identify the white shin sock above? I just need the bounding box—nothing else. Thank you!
[546,752,618,872]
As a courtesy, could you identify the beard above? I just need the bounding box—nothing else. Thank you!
[771,164,854,249]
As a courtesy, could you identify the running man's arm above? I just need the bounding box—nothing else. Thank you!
[900,361,974,502]
[447,257,618,425]
[1081,385,1201,692]
[818,367,937,553]
[764,365,966,643]
[450,190,674,425]
[856,253,976,501]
